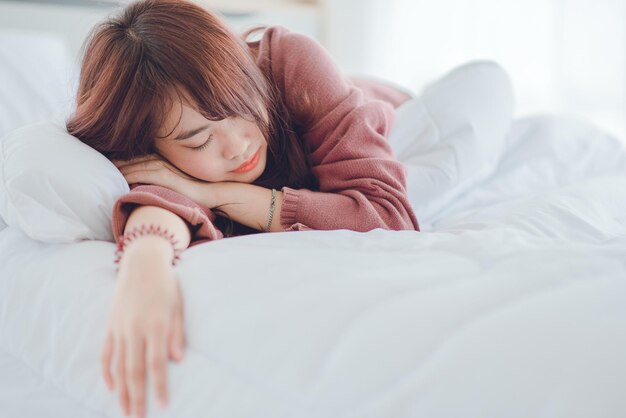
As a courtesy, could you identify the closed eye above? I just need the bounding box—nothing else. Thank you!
[192,134,213,151]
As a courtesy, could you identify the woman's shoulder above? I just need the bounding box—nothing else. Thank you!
[250,26,413,109]
[347,76,415,109]
[248,24,315,63]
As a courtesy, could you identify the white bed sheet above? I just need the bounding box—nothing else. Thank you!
[1,113,626,418]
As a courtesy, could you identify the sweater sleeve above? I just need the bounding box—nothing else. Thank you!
[267,27,420,232]
[111,183,224,248]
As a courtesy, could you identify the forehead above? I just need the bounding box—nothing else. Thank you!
[159,93,204,140]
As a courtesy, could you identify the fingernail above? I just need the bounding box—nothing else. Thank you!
[158,399,167,410]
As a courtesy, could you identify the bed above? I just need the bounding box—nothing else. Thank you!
[1,30,626,418]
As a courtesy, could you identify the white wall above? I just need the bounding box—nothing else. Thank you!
[321,0,626,143]
[2,0,625,143]
[0,0,321,135]
[0,0,321,67]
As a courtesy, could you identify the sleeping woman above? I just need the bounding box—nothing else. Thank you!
[66,0,422,417]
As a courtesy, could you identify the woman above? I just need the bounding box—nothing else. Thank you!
[65,0,420,416]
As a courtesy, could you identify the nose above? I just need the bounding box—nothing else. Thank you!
[222,136,251,161]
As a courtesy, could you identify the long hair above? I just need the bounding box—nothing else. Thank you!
[66,0,318,237]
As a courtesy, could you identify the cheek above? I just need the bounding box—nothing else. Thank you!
[170,153,221,181]
[254,126,267,144]
[179,155,213,180]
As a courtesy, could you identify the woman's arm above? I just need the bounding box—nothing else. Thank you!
[112,184,225,251]
[247,27,420,233]
[118,205,192,263]
[197,182,285,232]
[104,205,189,418]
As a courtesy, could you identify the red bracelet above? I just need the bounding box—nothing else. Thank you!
[114,223,182,270]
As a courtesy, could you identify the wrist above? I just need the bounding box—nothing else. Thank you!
[124,235,175,257]
[192,182,222,209]
[114,224,183,270]
[118,235,175,267]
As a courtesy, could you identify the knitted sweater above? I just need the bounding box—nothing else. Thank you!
[111,25,420,248]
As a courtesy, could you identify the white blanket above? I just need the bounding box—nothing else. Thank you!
[1,110,625,417]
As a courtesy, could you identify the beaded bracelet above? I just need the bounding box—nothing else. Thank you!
[113,223,182,271]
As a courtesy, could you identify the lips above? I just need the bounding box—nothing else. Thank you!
[231,148,260,173]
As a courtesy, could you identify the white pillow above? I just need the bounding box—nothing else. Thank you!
[0,113,129,243]
[0,60,514,242]
[387,60,515,226]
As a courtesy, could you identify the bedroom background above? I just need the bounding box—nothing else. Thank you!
[2,2,626,416]
[0,0,624,146]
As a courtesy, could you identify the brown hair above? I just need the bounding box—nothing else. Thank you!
[66,0,318,237]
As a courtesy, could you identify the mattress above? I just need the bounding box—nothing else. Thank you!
[1,112,626,417]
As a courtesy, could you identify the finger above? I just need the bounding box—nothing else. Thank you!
[176,289,187,358]
[126,333,147,418]
[169,307,185,362]
[118,162,153,175]
[116,339,131,417]
[101,330,115,391]
[120,164,161,177]
[123,170,154,186]
[113,155,156,170]
[147,321,169,410]
[111,158,139,169]
[179,285,187,349]
[166,315,176,362]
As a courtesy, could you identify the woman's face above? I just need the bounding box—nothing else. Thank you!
[154,99,268,183]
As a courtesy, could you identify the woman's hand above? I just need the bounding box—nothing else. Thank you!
[112,154,203,197]
[111,154,222,208]
[101,237,186,418]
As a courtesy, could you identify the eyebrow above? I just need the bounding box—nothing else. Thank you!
[173,124,210,141]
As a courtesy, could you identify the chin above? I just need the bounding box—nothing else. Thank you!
[241,149,267,182]
[240,167,263,183]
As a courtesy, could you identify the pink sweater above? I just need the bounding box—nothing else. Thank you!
[111,25,420,248]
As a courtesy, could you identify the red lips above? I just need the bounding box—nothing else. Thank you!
[231,148,260,173]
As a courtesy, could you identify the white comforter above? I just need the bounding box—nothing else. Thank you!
[1,112,625,418]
